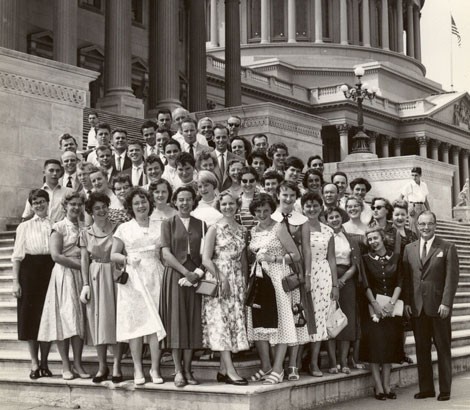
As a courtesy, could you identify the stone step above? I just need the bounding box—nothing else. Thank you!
[0,345,468,410]
[0,263,12,272]
[0,289,14,302]
[0,232,15,240]
[460,274,470,282]
[451,315,470,331]
[0,316,16,333]
[405,328,470,355]
[0,247,13,257]
[455,292,470,303]
[453,302,470,316]
[0,239,14,249]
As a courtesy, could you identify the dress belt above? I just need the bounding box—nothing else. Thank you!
[411,202,424,205]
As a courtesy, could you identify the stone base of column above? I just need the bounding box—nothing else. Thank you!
[343,152,378,162]
[97,94,144,118]
[148,99,182,118]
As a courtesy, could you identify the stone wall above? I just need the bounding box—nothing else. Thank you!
[0,47,98,229]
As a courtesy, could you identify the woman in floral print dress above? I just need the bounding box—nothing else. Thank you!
[202,191,249,385]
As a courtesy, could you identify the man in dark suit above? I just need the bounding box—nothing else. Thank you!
[111,128,132,172]
[211,124,243,191]
[403,211,459,402]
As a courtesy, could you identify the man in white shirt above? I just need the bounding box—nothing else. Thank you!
[111,128,131,172]
[172,107,208,146]
[197,117,215,149]
[59,133,79,153]
[96,145,118,182]
[60,151,81,191]
[162,139,182,189]
[123,141,147,186]
[156,128,171,164]
[399,167,430,235]
[251,133,269,154]
[332,171,349,209]
[87,123,112,166]
[22,159,74,223]
[180,117,211,159]
[140,120,160,158]
[227,115,242,140]
[87,111,100,149]
[76,161,94,199]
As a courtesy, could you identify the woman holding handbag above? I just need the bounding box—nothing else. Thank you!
[360,226,404,400]
[160,186,207,387]
[201,191,249,385]
[247,193,302,385]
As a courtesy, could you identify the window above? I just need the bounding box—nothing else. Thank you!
[79,0,102,12]
[322,0,330,40]
[248,0,261,42]
[272,0,286,41]
[296,0,309,40]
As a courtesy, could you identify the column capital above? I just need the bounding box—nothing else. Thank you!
[462,149,470,158]
[393,138,403,147]
[368,131,379,141]
[430,139,441,149]
[381,134,392,143]
[335,123,350,134]
[441,142,451,151]
[416,135,428,146]
[451,145,462,155]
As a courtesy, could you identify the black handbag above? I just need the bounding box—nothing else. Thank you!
[281,253,305,292]
[115,269,129,285]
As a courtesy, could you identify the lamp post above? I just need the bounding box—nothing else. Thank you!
[340,66,378,154]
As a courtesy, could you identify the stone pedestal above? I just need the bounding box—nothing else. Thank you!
[0,47,98,229]
[96,94,145,119]
[195,102,325,159]
[453,206,470,223]
[324,155,456,220]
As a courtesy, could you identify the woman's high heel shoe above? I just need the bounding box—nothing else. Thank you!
[92,367,109,383]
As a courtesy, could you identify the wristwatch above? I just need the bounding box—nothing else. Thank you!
[390,300,396,305]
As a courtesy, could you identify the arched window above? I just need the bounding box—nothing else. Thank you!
[248,0,261,42]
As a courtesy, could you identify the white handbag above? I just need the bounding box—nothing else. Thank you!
[326,300,348,338]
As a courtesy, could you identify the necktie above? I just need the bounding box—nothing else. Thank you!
[220,153,225,179]
[189,144,195,159]
[421,241,428,263]
[87,190,92,197]
[282,213,292,235]
[117,156,122,172]
[66,176,73,188]
[150,146,155,155]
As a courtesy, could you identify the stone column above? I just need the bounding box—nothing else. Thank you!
[148,0,181,115]
[451,146,461,204]
[406,0,414,57]
[413,7,421,61]
[362,0,371,47]
[340,0,348,45]
[369,131,377,154]
[393,138,402,157]
[416,135,428,157]
[189,0,207,112]
[288,0,296,43]
[381,0,389,50]
[336,124,350,160]
[53,0,77,65]
[314,0,323,44]
[396,0,404,53]
[261,0,270,44]
[441,142,450,163]
[209,0,219,47]
[381,135,391,158]
[431,139,440,161]
[462,149,470,187]
[0,0,18,50]
[225,0,242,107]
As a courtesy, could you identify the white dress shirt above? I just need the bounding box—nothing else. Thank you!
[173,131,209,146]
[87,127,98,149]
[131,164,145,186]
[22,184,74,223]
[62,172,78,190]
[115,150,127,172]
[11,215,52,260]
[401,180,429,203]
[420,235,435,258]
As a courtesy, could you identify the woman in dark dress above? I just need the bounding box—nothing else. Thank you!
[369,197,397,251]
[160,186,207,387]
[360,226,404,400]
[12,189,55,379]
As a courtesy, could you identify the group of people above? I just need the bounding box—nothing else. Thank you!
[12,108,459,401]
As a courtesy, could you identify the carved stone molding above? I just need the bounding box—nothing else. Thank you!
[0,72,86,107]
[441,142,450,152]
[430,139,441,149]
[380,135,392,143]
[343,167,450,184]
[335,123,350,135]
[416,135,428,146]
[243,115,321,139]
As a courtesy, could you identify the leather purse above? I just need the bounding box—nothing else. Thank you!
[281,253,305,292]
[115,270,129,285]
[195,278,218,297]
[326,300,348,338]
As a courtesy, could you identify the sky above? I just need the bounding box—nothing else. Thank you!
[421,0,470,93]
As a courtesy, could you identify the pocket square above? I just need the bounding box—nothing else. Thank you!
[437,251,444,258]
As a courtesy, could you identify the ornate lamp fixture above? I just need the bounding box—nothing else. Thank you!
[340,67,379,154]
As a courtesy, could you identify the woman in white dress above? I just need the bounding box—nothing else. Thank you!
[111,187,167,385]
[301,192,339,376]
[38,192,89,380]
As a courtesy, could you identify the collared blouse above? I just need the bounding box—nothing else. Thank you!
[11,215,52,261]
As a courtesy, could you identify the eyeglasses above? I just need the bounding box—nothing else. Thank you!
[371,205,384,210]
[32,199,47,206]
[241,178,256,183]
[228,123,240,128]
[417,222,435,228]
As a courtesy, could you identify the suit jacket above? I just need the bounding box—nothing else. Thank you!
[403,236,459,317]
[113,153,132,172]
[121,166,146,187]
[161,215,206,267]
[211,150,244,191]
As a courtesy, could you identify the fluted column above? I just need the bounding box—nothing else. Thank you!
[381,0,389,50]
[393,138,402,157]
[362,0,371,47]
[0,0,18,49]
[406,1,414,57]
[451,146,462,204]
[413,7,421,61]
[336,124,350,160]
[462,149,470,188]
[416,135,428,157]
[396,0,404,53]
[209,0,219,47]
[288,0,296,43]
[381,135,391,158]
[149,0,181,114]
[339,0,348,45]
[431,139,440,161]
[97,0,143,116]
[189,0,207,111]
[225,0,241,107]
[369,132,377,154]
[441,142,450,163]
[261,0,270,44]
[53,0,77,65]
[314,0,323,44]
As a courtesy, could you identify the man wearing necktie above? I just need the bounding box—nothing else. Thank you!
[111,128,131,172]
[123,141,147,187]
[403,211,459,402]
[60,151,80,191]
[181,117,208,160]
[141,120,159,159]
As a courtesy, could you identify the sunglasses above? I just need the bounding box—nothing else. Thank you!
[371,205,385,211]
[241,178,256,183]
[228,123,240,127]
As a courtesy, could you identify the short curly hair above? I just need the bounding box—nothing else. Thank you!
[124,187,155,218]
[85,192,111,215]
[215,191,242,213]
[249,193,277,216]
[148,179,173,204]
[172,186,198,210]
